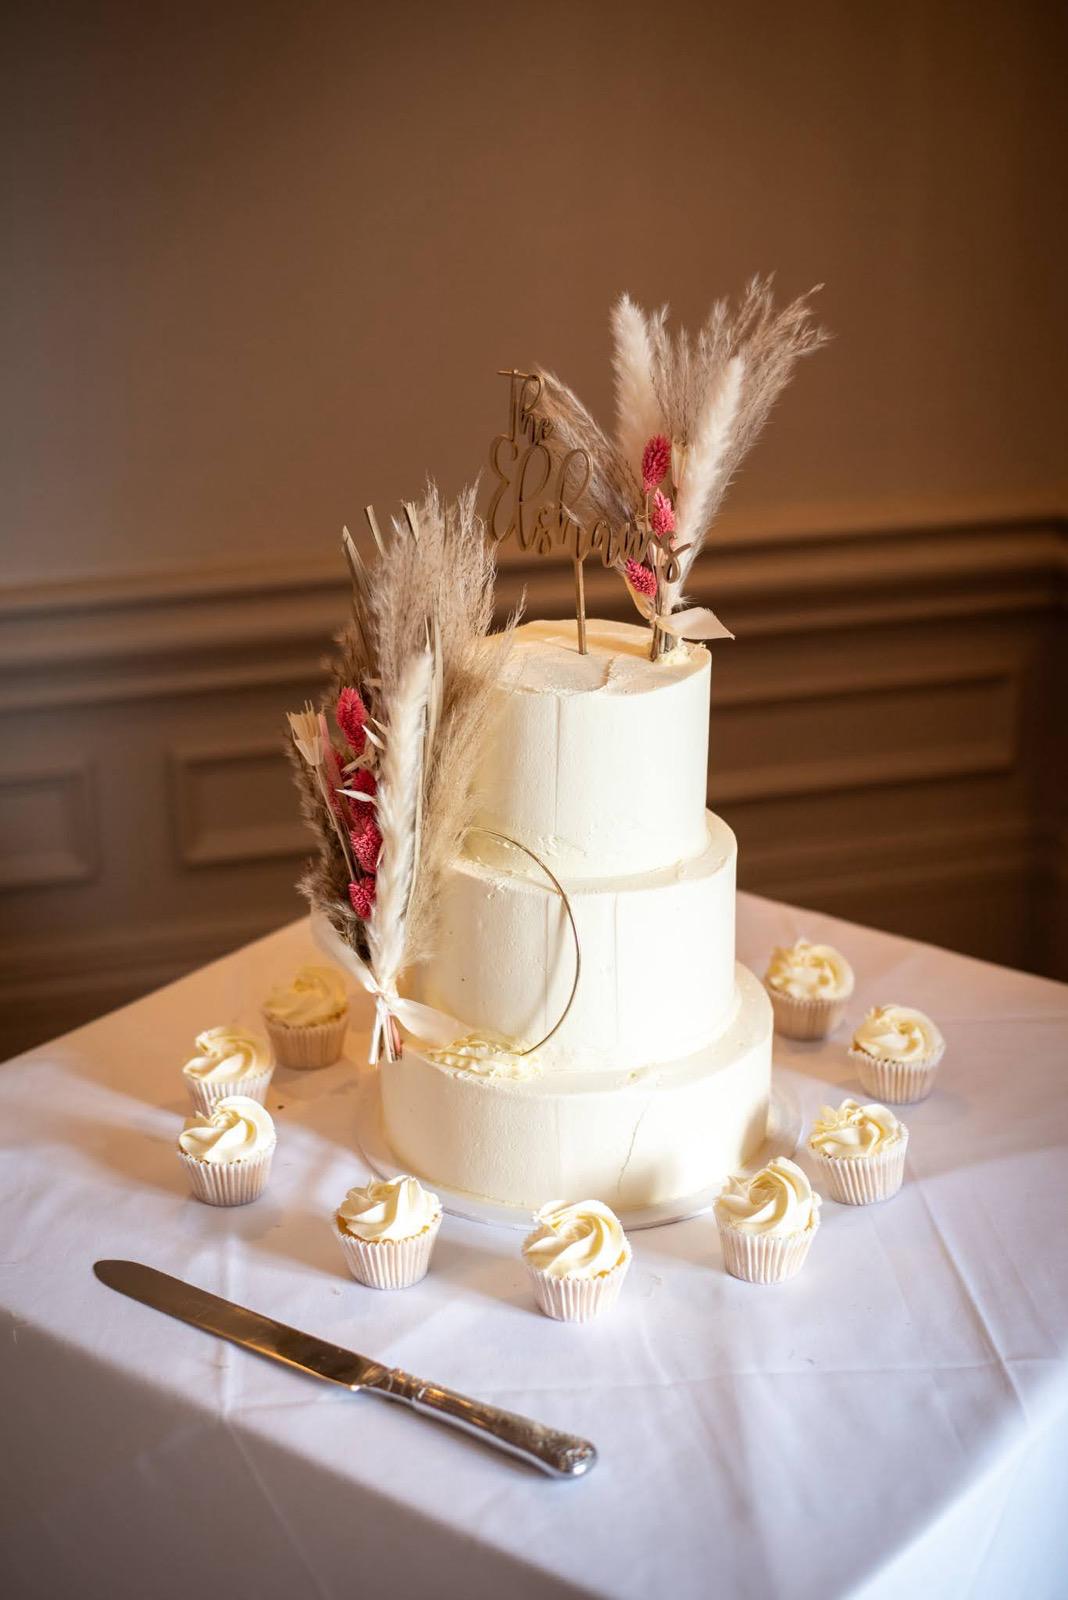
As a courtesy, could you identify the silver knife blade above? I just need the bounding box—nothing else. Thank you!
[94,1259,385,1390]
[94,1259,598,1478]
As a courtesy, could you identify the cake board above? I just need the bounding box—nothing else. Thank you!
[352,1064,802,1232]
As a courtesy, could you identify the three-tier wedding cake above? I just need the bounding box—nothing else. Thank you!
[289,283,825,1219]
[383,617,772,1210]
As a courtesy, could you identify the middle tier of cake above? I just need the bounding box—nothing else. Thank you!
[407,811,738,1072]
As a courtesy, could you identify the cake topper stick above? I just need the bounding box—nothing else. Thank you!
[573,556,587,655]
[486,369,652,658]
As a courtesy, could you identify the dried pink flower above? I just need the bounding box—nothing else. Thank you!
[348,768,377,799]
[624,559,657,598]
[351,818,383,873]
[641,434,671,495]
[336,687,368,757]
[651,489,676,538]
[348,876,377,920]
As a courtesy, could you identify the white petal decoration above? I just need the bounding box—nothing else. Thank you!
[622,581,734,642]
[658,606,734,641]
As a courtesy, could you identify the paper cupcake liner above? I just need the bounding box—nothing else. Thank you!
[263,1011,349,1071]
[333,1213,442,1289]
[766,986,852,1042]
[184,1067,274,1116]
[849,1044,944,1104]
[809,1132,909,1205]
[717,1220,817,1284]
[178,1145,274,1206]
[527,1250,632,1323]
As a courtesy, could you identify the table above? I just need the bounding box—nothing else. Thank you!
[2,894,1067,1600]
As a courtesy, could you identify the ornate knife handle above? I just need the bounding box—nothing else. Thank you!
[371,1367,597,1479]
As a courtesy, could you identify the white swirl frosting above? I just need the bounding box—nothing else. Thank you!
[522,1199,630,1280]
[852,1004,943,1064]
[428,1034,540,1081]
[715,1157,820,1237]
[337,1176,441,1242]
[178,1096,276,1163]
[765,939,853,1001]
[182,1026,270,1083]
[263,965,347,1027]
[809,1098,904,1159]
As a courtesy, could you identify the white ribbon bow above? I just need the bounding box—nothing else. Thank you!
[311,910,465,1065]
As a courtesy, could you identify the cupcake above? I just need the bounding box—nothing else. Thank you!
[177,1095,276,1206]
[849,1004,945,1103]
[522,1199,631,1322]
[764,938,854,1040]
[333,1175,442,1290]
[715,1157,821,1284]
[262,965,349,1071]
[808,1098,909,1204]
[181,1025,273,1113]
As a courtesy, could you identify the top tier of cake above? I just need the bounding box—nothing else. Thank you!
[470,618,711,879]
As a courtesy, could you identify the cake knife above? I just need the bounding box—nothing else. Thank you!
[93,1259,597,1479]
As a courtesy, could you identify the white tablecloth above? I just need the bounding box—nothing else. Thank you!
[2,895,1067,1600]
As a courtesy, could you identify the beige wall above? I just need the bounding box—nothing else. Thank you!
[1,2,1065,1055]
[4,0,1064,588]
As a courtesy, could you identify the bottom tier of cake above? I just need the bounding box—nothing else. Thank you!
[381,964,773,1211]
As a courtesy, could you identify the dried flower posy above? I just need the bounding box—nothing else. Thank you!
[535,279,828,657]
[285,484,509,1064]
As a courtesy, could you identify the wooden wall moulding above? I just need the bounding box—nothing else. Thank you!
[0,514,1062,712]
[169,740,308,869]
[740,815,1036,899]
[0,758,98,892]
[0,907,289,1062]
[712,661,1020,806]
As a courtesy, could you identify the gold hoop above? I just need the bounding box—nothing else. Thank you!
[465,827,581,1057]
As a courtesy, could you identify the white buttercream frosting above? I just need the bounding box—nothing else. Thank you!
[263,966,347,1027]
[470,618,711,879]
[765,939,853,1001]
[427,1035,541,1080]
[384,967,773,1211]
[852,1005,943,1064]
[716,1157,820,1237]
[522,1199,630,1279]
[336,1176,441,1243]
[182,1026,270,1083]
[178,1096,276,1163]
[386,610,771,1214]
[410,814,738,1073]
[808,1098,905,1159]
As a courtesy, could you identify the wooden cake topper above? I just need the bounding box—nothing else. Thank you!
[487,369,683,655]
